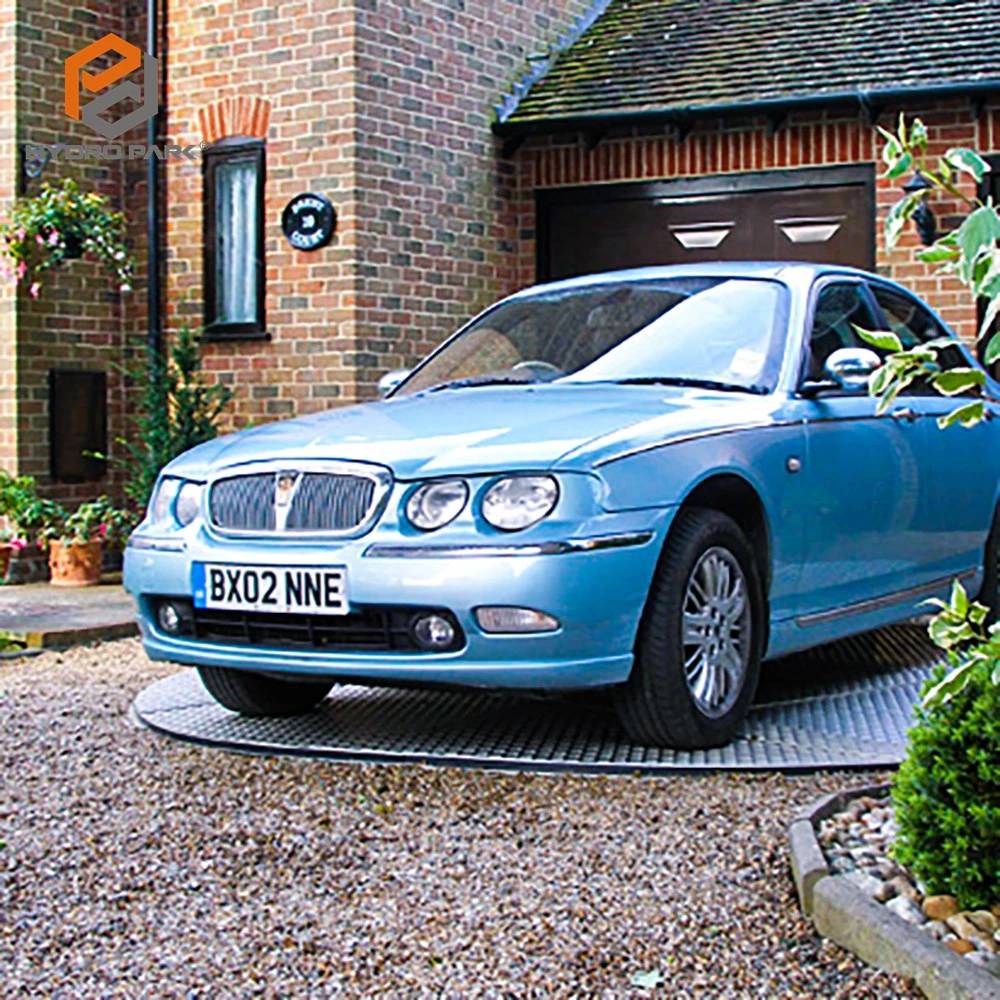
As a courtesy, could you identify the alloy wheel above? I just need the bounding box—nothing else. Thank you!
[681,546,751,718]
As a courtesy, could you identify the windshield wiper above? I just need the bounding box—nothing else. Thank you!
[612,376,769,395]
[425,375,532,393]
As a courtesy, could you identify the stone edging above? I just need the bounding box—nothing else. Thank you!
[789,785,1000,1000]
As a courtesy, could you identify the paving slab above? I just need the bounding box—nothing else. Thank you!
[0,576,137,648]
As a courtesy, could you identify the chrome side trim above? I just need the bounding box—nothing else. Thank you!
[363,531,655,559]
[205,458,393,540]
[127,536,187,553]
[794,570,976,628]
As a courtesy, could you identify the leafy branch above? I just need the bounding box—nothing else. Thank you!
[863,115,998,427]
[921,580,1000,709]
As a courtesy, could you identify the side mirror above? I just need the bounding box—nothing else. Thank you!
[377,369,411,398]
[824,347,882,391]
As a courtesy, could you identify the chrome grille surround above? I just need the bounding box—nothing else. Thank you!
[206,460,393,538]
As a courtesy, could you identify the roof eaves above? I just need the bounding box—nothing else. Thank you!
[494,0,616,126]
[492,79,1000,138]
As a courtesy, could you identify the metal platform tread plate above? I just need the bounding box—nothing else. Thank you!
[133,624,943,773]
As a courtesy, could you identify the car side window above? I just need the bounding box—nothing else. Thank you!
[870,284,965,372]
[807,282,880,381]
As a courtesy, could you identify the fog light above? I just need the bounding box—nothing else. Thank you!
[475,607,560,634]
[411,614,456,650]
[157,600,186,635]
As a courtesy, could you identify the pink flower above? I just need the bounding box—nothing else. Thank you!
[35,234,44,246]
[15,229,26,241]
[29,282,40,298]
[15,261,26,280]
[48,231,60,247]
[98,523,108,538]
[10,538,26,550]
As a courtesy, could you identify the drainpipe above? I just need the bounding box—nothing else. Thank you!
[146,0,161,357]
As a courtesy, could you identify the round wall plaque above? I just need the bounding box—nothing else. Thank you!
[281,193,336,251]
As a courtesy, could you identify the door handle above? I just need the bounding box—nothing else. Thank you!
[890,407,919,423]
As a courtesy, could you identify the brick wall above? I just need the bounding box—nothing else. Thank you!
[8,0,148,504]
[351,0,593,398]
[162,0,592,427]
[164,0,360,427]
[514,101,1000,344]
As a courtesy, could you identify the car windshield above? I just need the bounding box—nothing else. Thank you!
[395,277,788,397]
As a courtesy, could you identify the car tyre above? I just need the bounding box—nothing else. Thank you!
[977,504,1000,624]
[614,508,764,749]
[197,666,333,717]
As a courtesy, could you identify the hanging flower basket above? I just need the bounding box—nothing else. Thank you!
[0,179,134,298]
[60,231,85,260]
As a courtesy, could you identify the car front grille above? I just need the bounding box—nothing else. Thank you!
[188,605,464,653]
[208,470,380,534]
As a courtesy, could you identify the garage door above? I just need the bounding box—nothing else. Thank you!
[538,165,875,281]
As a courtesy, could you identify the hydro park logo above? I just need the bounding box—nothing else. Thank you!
[26,33,203,165]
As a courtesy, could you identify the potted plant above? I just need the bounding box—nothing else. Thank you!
[43,497,131,588]
[0,179,134,299]
[0,473,62,583]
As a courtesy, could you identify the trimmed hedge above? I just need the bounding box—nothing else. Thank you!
[892,662,1000,909]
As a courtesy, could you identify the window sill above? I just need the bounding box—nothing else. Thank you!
[199,327,272,344]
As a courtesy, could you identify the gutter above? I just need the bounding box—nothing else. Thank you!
[492,79,1000,140]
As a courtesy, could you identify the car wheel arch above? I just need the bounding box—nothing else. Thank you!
[675,473,772,596]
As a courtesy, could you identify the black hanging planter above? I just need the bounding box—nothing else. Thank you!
[62,232,85,259]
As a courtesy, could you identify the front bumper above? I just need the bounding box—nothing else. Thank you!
[124,506,674,691]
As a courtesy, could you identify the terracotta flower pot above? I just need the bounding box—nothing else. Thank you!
[0,544,11,582]
[48,539,103,587]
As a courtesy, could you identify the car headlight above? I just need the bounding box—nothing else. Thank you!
[175,482,204,526]
[150,477,181,526]
[481,475,559,531]
[148,477,203,529]
[406,479,469,531]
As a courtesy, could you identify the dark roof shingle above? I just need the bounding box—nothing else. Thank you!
[499,0,1000,130]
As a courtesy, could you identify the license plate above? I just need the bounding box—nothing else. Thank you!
[192,563,348,615]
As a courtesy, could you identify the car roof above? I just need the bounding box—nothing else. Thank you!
[510,261,877,298]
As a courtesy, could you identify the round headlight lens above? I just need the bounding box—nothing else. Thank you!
[481,475,559,531]
[406,480,469,531]
[175,482,204,526]
[150,477,181,526]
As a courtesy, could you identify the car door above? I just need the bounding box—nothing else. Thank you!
[868,281,1000,582]
[792,279,928,618]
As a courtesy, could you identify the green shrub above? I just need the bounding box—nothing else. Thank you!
[107,323,233,515]
[892,660,1000,908]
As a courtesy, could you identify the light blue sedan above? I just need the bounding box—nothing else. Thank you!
[124,263,1000,749]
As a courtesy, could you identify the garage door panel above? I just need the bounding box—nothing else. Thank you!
[540,168,874,280]
[759,185,871,266]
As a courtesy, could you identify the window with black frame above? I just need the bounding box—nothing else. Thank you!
[203,139,266,340]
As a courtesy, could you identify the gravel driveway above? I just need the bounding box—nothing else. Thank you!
[1,641,919,998]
